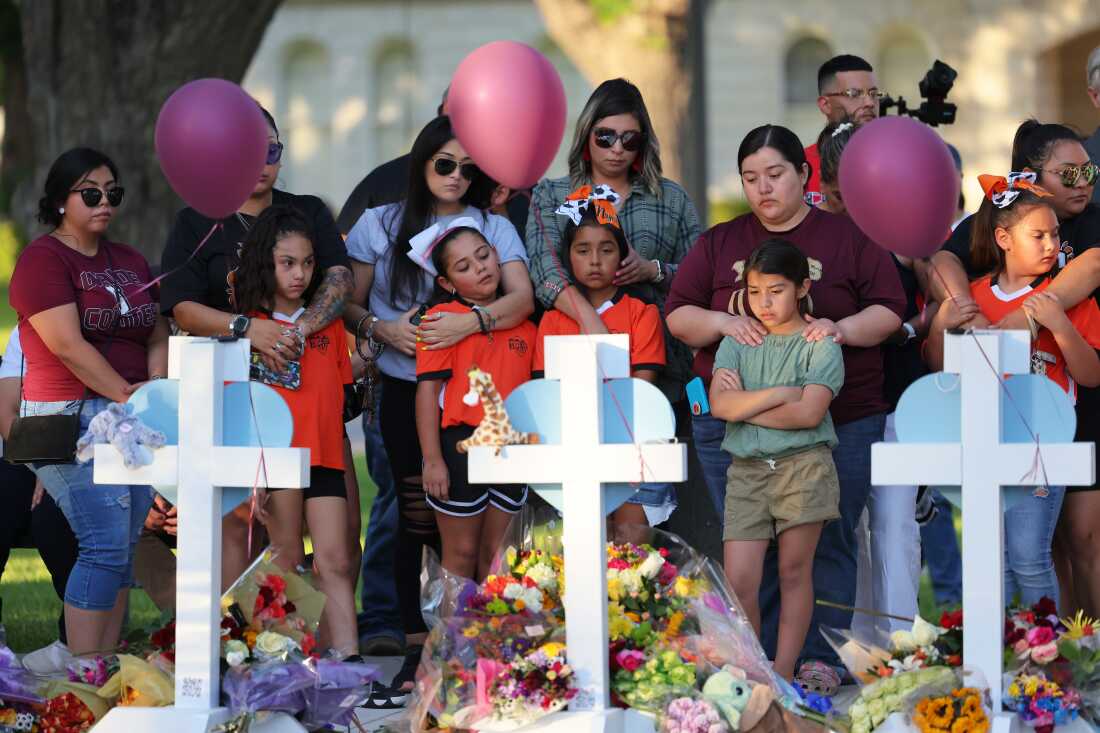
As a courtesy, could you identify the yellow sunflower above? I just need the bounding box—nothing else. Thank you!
[926,697,955,728]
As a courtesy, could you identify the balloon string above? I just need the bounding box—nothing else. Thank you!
[245,379,269,558]
[131,221,223,298]
[526,191,650,484]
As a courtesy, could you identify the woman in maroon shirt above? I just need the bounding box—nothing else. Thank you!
[9,148,169,655]
[665,124,903,684]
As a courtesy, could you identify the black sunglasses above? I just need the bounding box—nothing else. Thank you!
[593,127,644,152]
[71,187,125,208]
[432,157,480,180]
[267,142,284,166]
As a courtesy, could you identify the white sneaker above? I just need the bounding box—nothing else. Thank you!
[21,640,73,675]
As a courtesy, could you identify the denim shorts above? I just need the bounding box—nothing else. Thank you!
[23,397,155,610]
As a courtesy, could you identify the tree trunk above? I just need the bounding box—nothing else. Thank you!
[534,0,707,218]
[0,0,32,222]
[13,0,283,260]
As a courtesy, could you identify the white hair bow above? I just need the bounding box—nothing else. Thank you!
[407,216,484,276]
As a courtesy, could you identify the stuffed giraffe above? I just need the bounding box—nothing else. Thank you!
[456,364,539,455]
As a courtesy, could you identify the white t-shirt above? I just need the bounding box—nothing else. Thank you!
[0,325,22,379]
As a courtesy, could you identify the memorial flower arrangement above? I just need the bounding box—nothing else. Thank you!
[912,687,989,733]
[1005,674,1081,733]
[219,553,324,658]
[848,667,955,733]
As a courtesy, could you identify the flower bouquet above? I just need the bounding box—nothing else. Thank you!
[662,695,731,733]
[848,667,955,733]
[95,654,174,707]
[299,658,380,729]
[1005,674,1081,733]
[825,611,962,684]
[911,686,989,733]
[220,550,324,651]
[38,691,97,733]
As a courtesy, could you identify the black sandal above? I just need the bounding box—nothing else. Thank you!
[364,645,422,709]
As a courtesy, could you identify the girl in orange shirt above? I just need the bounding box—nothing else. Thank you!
[414,220,535,581]
[928,173,1100,608]
[233,205,359,658]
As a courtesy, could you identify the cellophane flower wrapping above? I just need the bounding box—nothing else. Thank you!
[0,643,42,706]
[95,654,174,707]
[220,549,325,649]
[299,658,380,728]
[222,660,315,717]
[398,501,795,731]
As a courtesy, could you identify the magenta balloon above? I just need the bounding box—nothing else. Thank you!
[154,79,268,219]
[449,41,567,190]
[838,116,960,259]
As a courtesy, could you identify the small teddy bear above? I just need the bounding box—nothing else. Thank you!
[702,665,774,731]
[76,402,167,468]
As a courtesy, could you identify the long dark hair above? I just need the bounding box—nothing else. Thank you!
[559,208,630,295]
[567,78,663,196]
[737,125,811,183]
[233,205,320,315]
[386,115,482,309]
[969,191,1055,278]
[37,148,120,227]
[427,226,502,305]
[744,238,812,316]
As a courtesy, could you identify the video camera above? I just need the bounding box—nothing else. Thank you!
[879,59,958,126]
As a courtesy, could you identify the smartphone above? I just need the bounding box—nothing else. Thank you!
[410,304,429,326]
[686,376,710,416]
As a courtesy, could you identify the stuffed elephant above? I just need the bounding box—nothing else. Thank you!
[76,402,166,468]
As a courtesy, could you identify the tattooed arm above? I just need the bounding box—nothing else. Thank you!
[297,265,353,337]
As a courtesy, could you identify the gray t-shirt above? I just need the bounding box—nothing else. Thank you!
[714,331,844,459]
[345,203,528,381]
[1086,127,1100,206]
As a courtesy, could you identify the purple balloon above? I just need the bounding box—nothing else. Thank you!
[838,116,960,259]
[449,41,567,190]
[155,79,268,219]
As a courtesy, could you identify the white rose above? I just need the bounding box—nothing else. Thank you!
[520,587,544,611]
[224,640,249,667]
[911,616,940,647]
[638,553,665,580]
[618,569,643,594]
[255,631,292,657]
[890,630,917,653]
[525,564,558,591]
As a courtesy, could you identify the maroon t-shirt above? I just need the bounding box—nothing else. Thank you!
[665,208,905,425]
[10,235,159,400]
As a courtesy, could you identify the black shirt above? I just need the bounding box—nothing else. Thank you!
[940,203,1100,445]
[882,256,927,411]
[159,189,350,316]
[336,154,531,243]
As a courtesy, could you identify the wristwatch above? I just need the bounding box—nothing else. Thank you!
[901,322,917,343]
[651,259,665,284]
[229,314,251,339]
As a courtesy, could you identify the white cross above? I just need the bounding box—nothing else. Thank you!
[871,330,1094,732]
[467,334,687,733]
[90,337,311,733]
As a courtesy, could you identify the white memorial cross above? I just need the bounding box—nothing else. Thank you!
[468,334,687,733]
[871,330,1094,731]
[91,336,311,733]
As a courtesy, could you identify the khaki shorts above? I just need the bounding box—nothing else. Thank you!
[722,444,840,541]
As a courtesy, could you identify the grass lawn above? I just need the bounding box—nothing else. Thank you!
[2,454,377,654]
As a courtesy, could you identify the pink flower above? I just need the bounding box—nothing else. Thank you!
[657,562,678,585]
[616,649,646,672]
[1026,626,1055,646]
[1030,641,1060,665]
[608,558,630,571]
[1015,638,1031,655]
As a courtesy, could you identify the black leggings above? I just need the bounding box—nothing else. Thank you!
[0,460,78,644]
[379,375,440,635]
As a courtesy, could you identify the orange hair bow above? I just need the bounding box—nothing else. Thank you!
[978,171,1051,209]
[556,184,621,229]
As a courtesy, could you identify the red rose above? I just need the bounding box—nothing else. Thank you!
[1034,597,1058,618]
[939,610,963,629]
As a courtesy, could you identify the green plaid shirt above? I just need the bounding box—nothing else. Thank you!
[525,175,702,400]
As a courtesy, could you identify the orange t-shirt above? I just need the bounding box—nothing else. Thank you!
[415,301,536,429]
[970,276,1100,400]
[533,292,666,377]
[252,313,352,470]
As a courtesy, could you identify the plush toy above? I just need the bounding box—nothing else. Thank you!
[702,666,775,731]
[76,402,166,468]
[456,365,539,455]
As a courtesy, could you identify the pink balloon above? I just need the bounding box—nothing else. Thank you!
[155,79,268,219]
[449,42,567,190]
[838,116,960,259]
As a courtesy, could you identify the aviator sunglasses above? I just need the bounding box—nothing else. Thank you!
[432,157,480,180]
[267,142,284,166]
[593,127,644,152]
[1045,162,1100,188]
[71,186,125,208]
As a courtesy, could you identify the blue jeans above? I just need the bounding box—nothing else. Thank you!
[759,412,886,668]
[921,492,962,604]
[25,398,154,611]
[692,413,731,517]
[357,390,403,642]
[1004,485,1065,607]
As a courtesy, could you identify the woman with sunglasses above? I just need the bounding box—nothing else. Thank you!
[9,147,169,655]
[159,105,355,592]
[526,78,700,525]
[343,115,532,708]
[930,120,1100,615]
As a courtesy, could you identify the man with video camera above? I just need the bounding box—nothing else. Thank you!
[804,54,881,201]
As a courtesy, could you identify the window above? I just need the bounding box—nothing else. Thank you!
[373,39,419,163]
[281,39,331,189]
[877,29,932,102]
[785,37,833,104]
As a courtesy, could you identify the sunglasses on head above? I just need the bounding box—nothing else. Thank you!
[1046,162,1100,188]
[267,142,284,166]
[432,157,480,180]
[71,187,124,208]
[593,127,644,152]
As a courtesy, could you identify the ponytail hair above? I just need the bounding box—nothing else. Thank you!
[1011,119,1081,171]
[969,191,1053,277]
[744,238,812,316]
